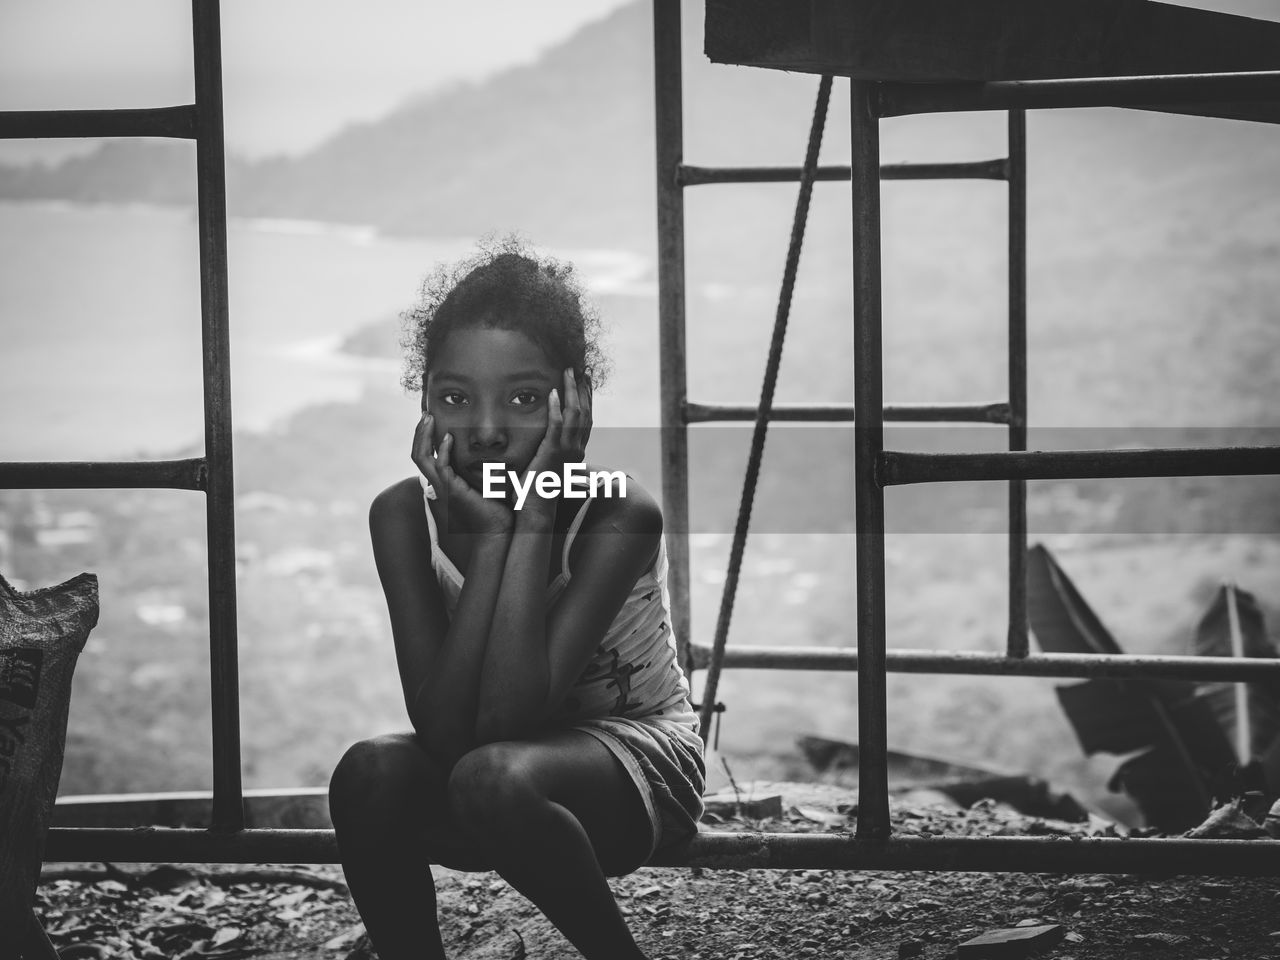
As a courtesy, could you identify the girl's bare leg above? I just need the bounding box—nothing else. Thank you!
[448,729,653,960]
[329,732,492,960]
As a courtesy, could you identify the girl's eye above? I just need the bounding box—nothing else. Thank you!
[440,391,467,406]
[511,390,540,407]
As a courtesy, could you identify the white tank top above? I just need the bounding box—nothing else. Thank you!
[418,474,698,726]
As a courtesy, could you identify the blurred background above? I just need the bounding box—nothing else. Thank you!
[1,0,1277,825]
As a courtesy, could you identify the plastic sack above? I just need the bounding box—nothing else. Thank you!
[0,571,98,953]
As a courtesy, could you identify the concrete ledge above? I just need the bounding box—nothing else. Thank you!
[53,788,331,830]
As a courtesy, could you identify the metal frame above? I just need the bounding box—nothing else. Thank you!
[651,8,1036,712]
[3,1,247,845]
[5,0,1279,875]
[652,0,1280,870]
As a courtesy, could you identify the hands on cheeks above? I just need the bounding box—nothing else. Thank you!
[411,367,593,531]
[520,367,593,516]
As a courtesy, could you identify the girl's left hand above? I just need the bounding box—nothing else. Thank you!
[520,368,592,515]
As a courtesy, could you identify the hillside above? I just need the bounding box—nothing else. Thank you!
[4,5,1280,436]
[3,1,1280,270]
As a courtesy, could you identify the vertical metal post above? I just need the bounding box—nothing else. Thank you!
[1006,110,1029,658]
[850,80,889,839]
[653,0,694,678]
[192,0,244,832]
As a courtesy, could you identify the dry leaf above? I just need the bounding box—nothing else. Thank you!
[794,805,846,827]
[324,922,368,950]
[211,926,243,947]
[1185,798,1268,839]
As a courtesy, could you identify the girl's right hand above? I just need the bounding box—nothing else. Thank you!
[412,412,514,536]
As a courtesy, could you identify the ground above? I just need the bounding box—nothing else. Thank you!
[34,783,1280,960]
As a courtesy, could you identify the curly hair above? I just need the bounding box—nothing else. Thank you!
[400,235,609,393]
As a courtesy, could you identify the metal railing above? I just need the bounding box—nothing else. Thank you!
[4,1,247,849]
[652,5,1032,709]
[652,0,1280,872]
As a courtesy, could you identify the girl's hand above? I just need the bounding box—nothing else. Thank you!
[412,412,514,536]
[519,368,593,516]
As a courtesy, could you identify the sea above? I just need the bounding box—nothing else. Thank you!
[0,201,652,460]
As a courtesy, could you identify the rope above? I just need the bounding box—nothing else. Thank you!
[698,75,834,743]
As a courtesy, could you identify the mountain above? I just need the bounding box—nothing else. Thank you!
[6,1,1278,263]
[4,1,1279,433]
[0,3,659,248]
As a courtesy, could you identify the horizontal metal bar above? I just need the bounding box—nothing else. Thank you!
[677,159,1007,186]
[44,827,1280,876]
[881,160,1008,181]
[689,644,1280,682]
[651,833,1280,876]
[880,446,1280,485]
[46,828,338,864]
[0,105,198,140]
[679,164,854,185]
[0,458,206,490]
[879,70,1280,118]
[684,401,1010,424]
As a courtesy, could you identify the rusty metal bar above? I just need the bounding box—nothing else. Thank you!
[879,70,1280,118]
[0,459,205,490]
[193,0,243,834]
[1006,110,1029,660]
[653,0,694,678]
[882,160,1008,181]
[696,74,834,743]
[850,79,890,841]
[680,164,853,185]
[880,446,1280,485]
[44,827,1280,876]
[689,644,1280,682]
[46,828,338,864]
[0,106,197,140]
[684,400,1010,424]
[677,158,1007,186]
[651,834,1280,876]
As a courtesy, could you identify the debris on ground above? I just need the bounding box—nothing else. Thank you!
[33,782,1280,960]
[1184,797,1270,839]
[956,923,1063,958]
[701,792,784,821]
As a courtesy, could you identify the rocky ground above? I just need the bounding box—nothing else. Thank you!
[33,783,1280,960]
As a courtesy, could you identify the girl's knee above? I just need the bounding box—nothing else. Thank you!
[329,733,424,826]
[447,743,541,837]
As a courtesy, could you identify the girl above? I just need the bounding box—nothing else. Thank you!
[328,238,706,960]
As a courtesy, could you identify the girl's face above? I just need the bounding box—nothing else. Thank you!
[423,326,567,489]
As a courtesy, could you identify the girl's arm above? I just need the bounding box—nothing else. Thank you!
[475,478,662,742]
[474,501,554,742]
[370,414,518,767]
[368,479,511,767]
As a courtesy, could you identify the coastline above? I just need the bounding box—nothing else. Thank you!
[0,200,653,460]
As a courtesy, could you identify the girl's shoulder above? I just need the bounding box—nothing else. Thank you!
[372,475,429,514]
[369,476,432,546]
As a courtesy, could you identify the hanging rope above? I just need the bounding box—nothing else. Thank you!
[698,75,834,743]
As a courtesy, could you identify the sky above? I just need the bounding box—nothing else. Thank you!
[0,0,634,164]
